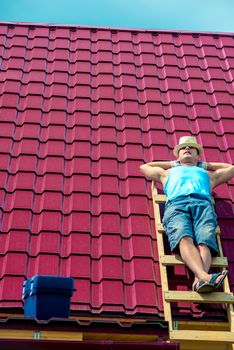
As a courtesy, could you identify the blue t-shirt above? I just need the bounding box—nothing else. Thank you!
[164,166,211,201]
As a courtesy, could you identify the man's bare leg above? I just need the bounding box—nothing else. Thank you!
[198,244,212,272]
[198,244,226,284]
[194,244,212,288]
[179,237,211,285]
[179,237,224,288]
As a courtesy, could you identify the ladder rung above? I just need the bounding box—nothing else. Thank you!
[165,291,234,304]
[157,223,165,233]
[161,255,228,268]
[157,223,221,235]
[170,329,234,343]
[177,320,230,331]
[154,194,167,203]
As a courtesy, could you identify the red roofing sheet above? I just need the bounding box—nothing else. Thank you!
[0,22,234,319]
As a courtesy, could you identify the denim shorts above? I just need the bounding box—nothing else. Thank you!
[162,194,218,256]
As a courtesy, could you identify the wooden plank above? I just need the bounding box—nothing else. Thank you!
[170,329,234,343]
[161,255,228,267]
[84,333,158,341]
[210,257,227,268]
[178,340,230,350]
[0,329,83,341]
[165,291,234,304]
[156,223,165,233]
[0,329,34,340]
[40,331,83,341]
[153,194,167,203]
[177,320,229,331]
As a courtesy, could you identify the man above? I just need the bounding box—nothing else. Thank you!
[140,136,234,293]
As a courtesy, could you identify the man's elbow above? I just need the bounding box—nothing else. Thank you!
[140,164,153,179]
[226,165,234,183]
[139,164,147,174]
[231,165,234,177]
[228,165,234,177]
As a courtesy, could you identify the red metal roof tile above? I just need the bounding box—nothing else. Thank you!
[29,232,60,255]
[97,234,121,257]
[61,255,91,278]
[62,212,91,234]
[124,259,156,283]
[0,23,233,321]
[1,210,32,232]
[61,233,90,257]
[33,192,63,212]
[0,253,28,276]
[93,193,120,216]
[92,143,117,160]
[64,192,88,213]
[93,257,123,282]
[37,156,65,174]
[33,211,62,232]
[4,191,34,211]
[1,93,19,108]
[0,276,25,305]
[0,231,29,253]
[92,159,118,176]
[121,196,149,216]
[92,214,120,236]
[120,215,152,238]
[27,254,60,276]
[91,281,124,309]
[63,174,90,193]
[72,278,91,305]
[92,176,119,195]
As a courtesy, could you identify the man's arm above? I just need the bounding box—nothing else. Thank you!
[209,164,234,188]
[141,161,173,170]
[139,162,167,183]
[206,162,233,171]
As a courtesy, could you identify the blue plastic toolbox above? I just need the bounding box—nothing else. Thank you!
[22,275,74,320]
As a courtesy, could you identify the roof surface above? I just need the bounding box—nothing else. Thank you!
[0,22,234,319]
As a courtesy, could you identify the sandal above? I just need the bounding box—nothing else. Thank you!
[209,271,228,289]
[193,280,214,293]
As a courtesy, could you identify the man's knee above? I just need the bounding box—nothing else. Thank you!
[179,236,194,247]
[198,243,209,249]
[197,243,212,254]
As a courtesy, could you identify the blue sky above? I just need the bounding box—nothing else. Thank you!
[1,0,234,32]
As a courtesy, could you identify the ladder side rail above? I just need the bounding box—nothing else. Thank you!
[216,227,234,345]
[151,182,173,331]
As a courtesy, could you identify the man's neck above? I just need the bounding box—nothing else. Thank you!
[181,161,197,166]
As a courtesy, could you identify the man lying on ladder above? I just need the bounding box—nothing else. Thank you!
[140,136,234,293]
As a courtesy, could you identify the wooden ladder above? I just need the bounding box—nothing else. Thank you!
[152,182,234,350]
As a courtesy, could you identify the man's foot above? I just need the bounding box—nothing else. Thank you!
[209,271,228,289]
[193,280,214,293]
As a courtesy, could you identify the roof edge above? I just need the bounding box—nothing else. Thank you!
[0,20,234,37]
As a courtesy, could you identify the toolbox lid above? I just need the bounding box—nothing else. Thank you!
[22,275,74,299]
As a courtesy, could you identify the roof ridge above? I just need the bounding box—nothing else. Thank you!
[0,20,234,37]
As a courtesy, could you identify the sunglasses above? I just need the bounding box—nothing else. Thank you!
[180,146,196,150]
